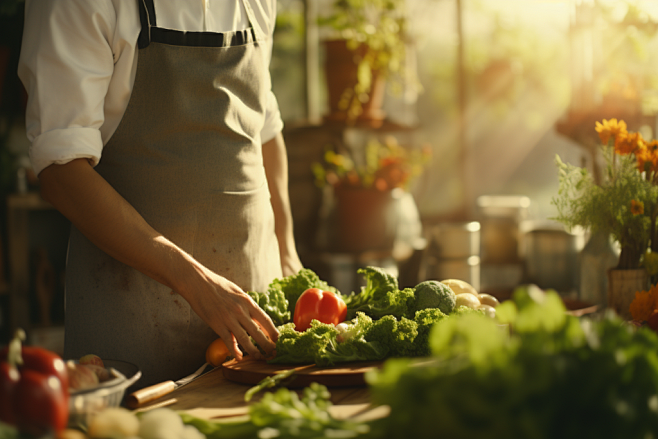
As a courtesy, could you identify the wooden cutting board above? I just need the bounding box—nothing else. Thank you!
[222,357,382,388]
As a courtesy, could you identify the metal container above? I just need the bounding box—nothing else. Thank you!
[477,195,531,219]
[430,221,480,259]
[520,220,585,293]
[477,195,530,263]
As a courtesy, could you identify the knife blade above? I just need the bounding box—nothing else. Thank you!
[125,362,213,409]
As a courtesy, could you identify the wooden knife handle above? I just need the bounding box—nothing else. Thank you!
[125,380,176,409]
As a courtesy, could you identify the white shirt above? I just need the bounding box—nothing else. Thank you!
[18,0,283,176]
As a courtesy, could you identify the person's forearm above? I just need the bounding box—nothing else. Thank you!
[38,158,279,359]
[38,158,202,298]
[262,132,303,276]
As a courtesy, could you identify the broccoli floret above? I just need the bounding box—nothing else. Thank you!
[267,269,339,316]
[391,317,420,357]
[364,314,398,345]
[415,308,448,326]
[362,314,420,357]
[414,280,456,315]
[413,308,448,357]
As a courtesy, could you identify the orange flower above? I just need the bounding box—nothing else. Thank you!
[595,118,628,145]
[635,139,658,174]
[614,131,643,155]
[374,178,388,191]
[629,285,658,321]
[631,199,644,215]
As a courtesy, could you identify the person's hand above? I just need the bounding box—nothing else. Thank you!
[182,268,279,361]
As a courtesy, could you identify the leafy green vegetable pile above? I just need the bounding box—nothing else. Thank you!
[249,266,478,365]
[268,307,479,366]
[249,266,461,328]
[366,285,658,439]
[181,382,369,439]
[247,268,338,325]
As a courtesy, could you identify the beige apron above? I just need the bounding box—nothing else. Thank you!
[63,0,282,387]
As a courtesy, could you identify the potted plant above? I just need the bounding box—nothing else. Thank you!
[312,136,430,253]
[552,119,658,319]
[318,0,412,126]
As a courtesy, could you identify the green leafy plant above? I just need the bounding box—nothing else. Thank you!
[318,0,413,120]
[552,119,658,270]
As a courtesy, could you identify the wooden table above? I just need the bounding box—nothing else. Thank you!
[137,366,387,422]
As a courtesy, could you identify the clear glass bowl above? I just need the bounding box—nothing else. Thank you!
[67,359,142,429]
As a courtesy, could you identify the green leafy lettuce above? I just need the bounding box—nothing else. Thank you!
[367,285,658,439]
[246,289,290,326]
[267,268,339,317]
[344,266,416,320]
[269,316,390,366]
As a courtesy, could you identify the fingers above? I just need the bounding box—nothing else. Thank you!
[250,308,279,344]
[195,272,281,361]
[217,327,243,361]
[240,315,276,355]
[232,326,264,360]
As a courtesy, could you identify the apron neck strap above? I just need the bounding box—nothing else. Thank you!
[239,0,266,42]
[137,0,266,50]
[137,0,157,49]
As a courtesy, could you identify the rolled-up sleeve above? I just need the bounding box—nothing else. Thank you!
[18,0,115,176]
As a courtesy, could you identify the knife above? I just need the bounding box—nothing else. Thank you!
[125,362,213,409]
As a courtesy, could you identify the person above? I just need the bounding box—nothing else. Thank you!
[18,0,303,387]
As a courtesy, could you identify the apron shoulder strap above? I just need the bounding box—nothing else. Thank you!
[137,0,266,49]
[240,0,266,42]
[137,0,157,49]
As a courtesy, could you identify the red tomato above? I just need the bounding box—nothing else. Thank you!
[293,288,347,332]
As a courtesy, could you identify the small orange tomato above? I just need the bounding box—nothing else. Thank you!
[293,288,347,332]
[205,338,231,367]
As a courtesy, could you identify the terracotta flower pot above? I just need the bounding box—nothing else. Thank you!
[323,40,386,127]
[607,268,649,320]
[333,186,402,253]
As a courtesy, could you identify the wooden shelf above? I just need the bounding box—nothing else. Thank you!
[555,109,657,146]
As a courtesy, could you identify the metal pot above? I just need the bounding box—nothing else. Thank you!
[520,220,585,293]
[430,221,480,259]
[477,195,530,263]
